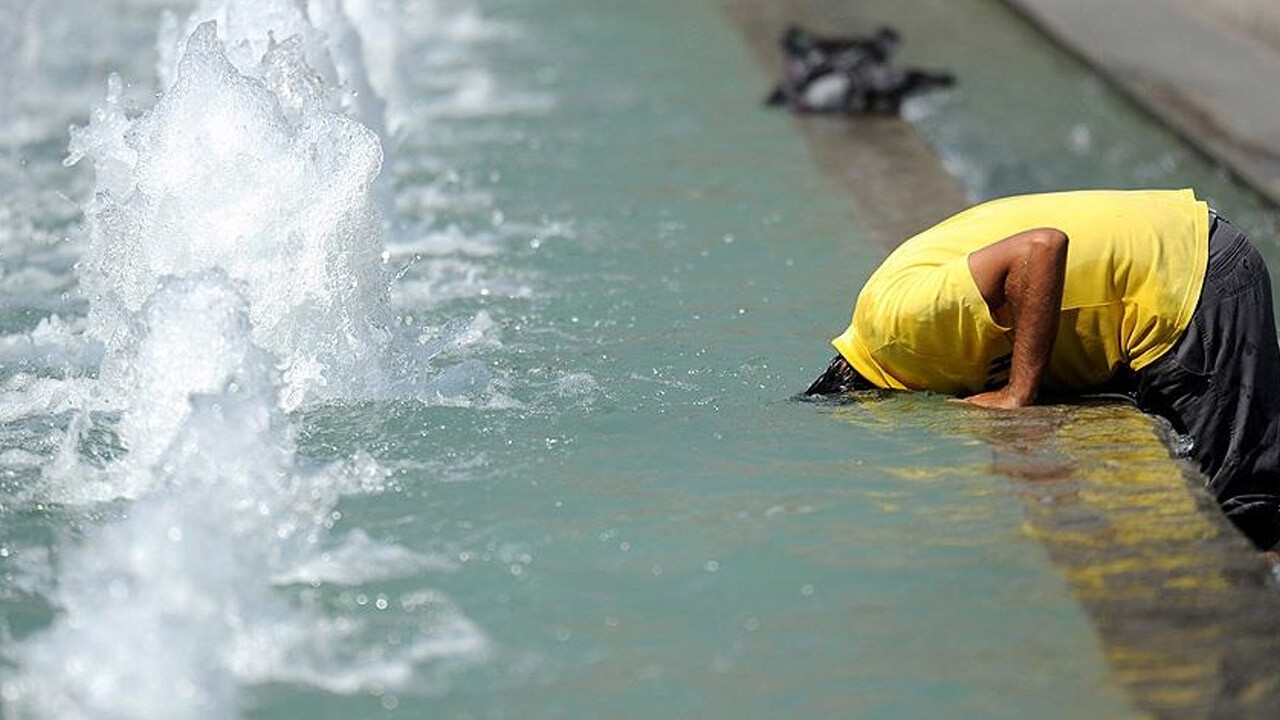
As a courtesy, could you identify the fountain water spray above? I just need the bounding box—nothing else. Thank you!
[4,7,487,717]
[73,21,389,413]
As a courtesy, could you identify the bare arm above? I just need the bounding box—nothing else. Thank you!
[963,227,1069,409]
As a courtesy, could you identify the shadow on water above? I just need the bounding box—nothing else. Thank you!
[981,404,1280,718]
[825,394,1280,717]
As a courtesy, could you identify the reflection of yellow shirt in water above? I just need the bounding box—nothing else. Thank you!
[832,189,1209,394]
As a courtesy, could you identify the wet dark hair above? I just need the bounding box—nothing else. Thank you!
[804,354,874,395]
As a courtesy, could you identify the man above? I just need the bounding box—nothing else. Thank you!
[806,188,1280,550]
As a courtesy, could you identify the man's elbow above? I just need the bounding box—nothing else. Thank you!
[1026,227,1068,256]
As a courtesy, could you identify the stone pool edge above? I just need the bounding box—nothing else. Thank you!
[1002,0,1280,206]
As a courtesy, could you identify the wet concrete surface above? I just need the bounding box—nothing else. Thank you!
[1004,0,1280,206]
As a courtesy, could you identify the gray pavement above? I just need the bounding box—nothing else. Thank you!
[1004,0,1280,205]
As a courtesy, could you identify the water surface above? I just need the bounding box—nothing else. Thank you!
[1,0,1278,718]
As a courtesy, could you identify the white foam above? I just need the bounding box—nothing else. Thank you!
[390,2,552,122]
[157,0,387,139]
[6,310,297,717]
[388,224,503,259]
[0,448,44,467]
[0,316,100,379]
[0,374,93,424]
[72,22,390,410]
[419,68,555,120]
[390,174,495,223]
[228,601,488,696]
[0,1,79,148]
[6,273,488,717]
[552,372,600,398]
[99,272,278,489]
[409,3,519,44]
[338,0,406,131]
[273,528,458,586]
[6,11,496,717]
[393,259,536,308]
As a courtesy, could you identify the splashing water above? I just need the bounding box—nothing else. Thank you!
[9,274,295,719]
[101,272,280,491]
[156,0,388,138]
[4,7,489,718]
[6,276,486,719]
[71,21,389,412]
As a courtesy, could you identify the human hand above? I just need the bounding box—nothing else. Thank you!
[960,387,1033,409]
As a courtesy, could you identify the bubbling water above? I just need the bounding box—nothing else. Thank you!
[6,276,486,719]
[157,0,388,138]
[4,6,491,717]
[72,20,389,411]
[8,274,296,720]
[103,272,278,492]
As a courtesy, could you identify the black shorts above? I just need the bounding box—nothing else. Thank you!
[1133,214,1280,549]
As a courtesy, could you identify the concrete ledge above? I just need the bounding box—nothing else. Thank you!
[1004,0,1280,206]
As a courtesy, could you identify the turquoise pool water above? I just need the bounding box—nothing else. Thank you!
[1,0,1278,718]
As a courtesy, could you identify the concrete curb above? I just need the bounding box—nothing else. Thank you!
[1003,0,1280,206]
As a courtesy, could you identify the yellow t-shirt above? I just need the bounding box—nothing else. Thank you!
[831,189,1209,394]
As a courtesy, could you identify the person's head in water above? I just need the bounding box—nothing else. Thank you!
[805,354,874,395]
